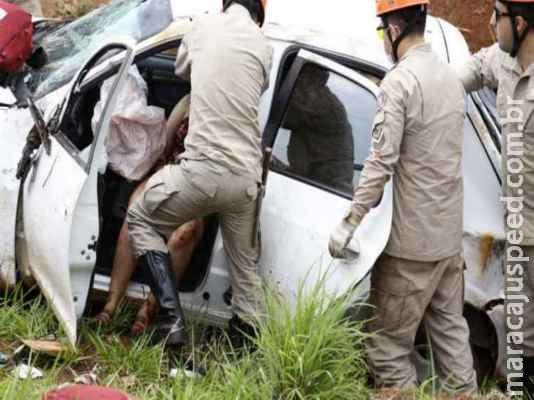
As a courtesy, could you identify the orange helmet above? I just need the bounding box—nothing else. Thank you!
[376,0,430,16]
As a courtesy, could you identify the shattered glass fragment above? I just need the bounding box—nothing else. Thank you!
[23,0,172,100]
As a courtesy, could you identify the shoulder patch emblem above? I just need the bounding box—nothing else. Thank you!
[377,90,387,112]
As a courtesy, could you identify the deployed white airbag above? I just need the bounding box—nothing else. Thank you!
[92,65,166,181]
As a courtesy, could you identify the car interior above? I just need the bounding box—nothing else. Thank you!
[56,47,220,293]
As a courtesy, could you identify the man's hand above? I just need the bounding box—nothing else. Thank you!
[328,218,360,260]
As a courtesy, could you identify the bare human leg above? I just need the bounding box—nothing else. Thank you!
[95,181,147,324]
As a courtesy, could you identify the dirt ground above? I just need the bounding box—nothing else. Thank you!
[41,0,108,19]
[432,0,495,51]
[41,0,496,51]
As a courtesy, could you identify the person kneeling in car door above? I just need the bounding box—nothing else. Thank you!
[328,0,477,396]
[95,94,205,338]
[127,0,272,349]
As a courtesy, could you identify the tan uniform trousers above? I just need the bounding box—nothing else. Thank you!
[506,245,534,358]
[127,160,263,323]
[367,253,478,395]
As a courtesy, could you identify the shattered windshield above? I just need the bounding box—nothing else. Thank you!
[26,0,173,99]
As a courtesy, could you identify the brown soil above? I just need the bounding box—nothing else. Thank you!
[432,0,495,51]
[42,0,495,51]
[41,0,59,16]
[41,0,108,18]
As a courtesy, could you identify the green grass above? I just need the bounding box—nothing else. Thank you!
[255,283,369,400]
[0,282,370,400]
[0,282,508,400]
[0,289,58,343]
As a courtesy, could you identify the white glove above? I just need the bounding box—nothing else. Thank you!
[328,219,360,260]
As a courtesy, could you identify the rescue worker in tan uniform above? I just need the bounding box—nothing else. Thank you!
[456,0,534,394]
[329,0,478,395]
[127,0,272,348]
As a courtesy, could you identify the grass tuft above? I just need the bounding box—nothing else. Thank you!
[0,279,370,399]
[256,281,369,400]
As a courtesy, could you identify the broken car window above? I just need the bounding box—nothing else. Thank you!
[55,48,129,169]
[273,63,377,195]
[24,0,173,100]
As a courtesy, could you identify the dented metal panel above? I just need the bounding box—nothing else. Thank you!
[14,40,137,347]
[22,138,87,346]
[0,84,71,289]
[0,104,33,287]
[462,101,505,310]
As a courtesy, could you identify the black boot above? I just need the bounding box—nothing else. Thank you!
[139,251,186,347]
[228,315,257,352]
[524,357,534,399]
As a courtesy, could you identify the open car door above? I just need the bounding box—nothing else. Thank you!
[22,40,136,347]
[261,49,392,304]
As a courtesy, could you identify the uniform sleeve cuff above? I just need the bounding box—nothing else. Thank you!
[343,208,361,227]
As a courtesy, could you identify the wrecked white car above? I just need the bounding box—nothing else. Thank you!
[0,0,505,383]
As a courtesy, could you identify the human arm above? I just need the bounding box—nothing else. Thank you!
[162,95,190,162]
[174,34,192,81]
[329,71,408,258]
[455,43,502,93]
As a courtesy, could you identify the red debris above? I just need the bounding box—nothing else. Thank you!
[43,385,131,400]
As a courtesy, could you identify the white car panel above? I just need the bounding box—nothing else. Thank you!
[21,41,137,346]
[23,139,87,346]
[262,172,392,304]
[260,49,392,303]
[0,108,34,286]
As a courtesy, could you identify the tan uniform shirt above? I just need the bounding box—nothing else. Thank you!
[457,43,534,245]
[174,4,273,182]
[351,44,466,262]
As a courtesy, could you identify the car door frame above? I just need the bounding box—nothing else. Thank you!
[260,47,393,304]
[264,49,386,195]
[22,40,137,347]
[68,39,139,320]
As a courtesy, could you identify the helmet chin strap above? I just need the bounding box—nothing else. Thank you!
[510,13,530,57]
[385,16,418,63]
[383,5,427,63]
